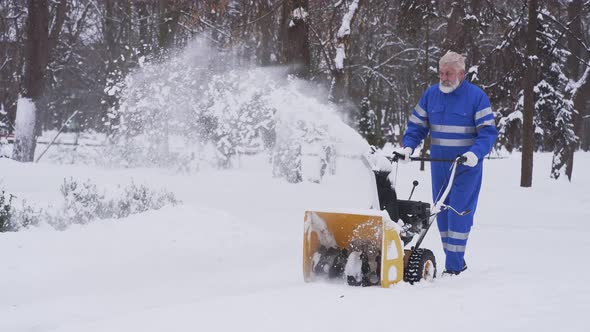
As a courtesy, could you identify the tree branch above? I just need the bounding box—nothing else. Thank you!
[2,10,26,20]
[483,3,527,61]
[181,11,232,40]
[48,0,67,53]
[538,11,590,53]
[0,57,11,71]
[232,0,286,28]
[71,3,92,43]
[360,65,395,88]
[308,23,334,72]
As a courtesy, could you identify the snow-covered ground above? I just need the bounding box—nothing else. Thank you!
[1,151,589,332]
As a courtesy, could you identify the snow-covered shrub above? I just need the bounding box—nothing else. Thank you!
[5,179,180,231]
[0,192,44,232]
[60,178,104,226]
[0,191,14,232]
[196,69,276,168]
[114,181,180,219]
[10,200,44,231]
[57,178,179,228]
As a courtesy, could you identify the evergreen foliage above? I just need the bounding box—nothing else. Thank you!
[358,97,383,147]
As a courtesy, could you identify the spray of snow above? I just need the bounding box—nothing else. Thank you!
[110,37,368,181]
[343,251,363,280]
[305,212,337,248]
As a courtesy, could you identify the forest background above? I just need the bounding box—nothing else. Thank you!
[1,0,589,183]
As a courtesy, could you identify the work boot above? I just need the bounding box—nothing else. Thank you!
[442,260,467,276]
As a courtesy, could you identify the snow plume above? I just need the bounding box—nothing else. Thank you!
[269,77,369,182]
[109,37,368,182]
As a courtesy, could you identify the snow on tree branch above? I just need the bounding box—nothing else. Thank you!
[567,65,590,98]
[336,0,359,39]
[293,7,308,20]
[0,57,10,71]
[334,0,360,71]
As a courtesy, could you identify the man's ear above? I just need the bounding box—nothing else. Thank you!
[459,69,465,80]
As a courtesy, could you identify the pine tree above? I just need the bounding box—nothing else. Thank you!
[487,2,579,180]
[358,97,382,147]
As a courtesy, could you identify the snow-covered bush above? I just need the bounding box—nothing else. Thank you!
[10,200,44,231]
[56,178,180,228]
[113,181,180,219]
[59,178,104,227]
[4,179,180,231]
[0,191,14,232]
[195,69,276,168]
[0,191,44,232]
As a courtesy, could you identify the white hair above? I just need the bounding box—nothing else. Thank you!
[439,51,465,71]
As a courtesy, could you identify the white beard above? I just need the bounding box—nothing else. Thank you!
[439,80,460,94]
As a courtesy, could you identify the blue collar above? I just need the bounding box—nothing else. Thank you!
[450,80,467,95]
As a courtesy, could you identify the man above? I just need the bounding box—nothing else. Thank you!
[397,51,498,275]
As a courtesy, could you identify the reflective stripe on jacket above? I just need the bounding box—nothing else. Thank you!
[402,80,498,161]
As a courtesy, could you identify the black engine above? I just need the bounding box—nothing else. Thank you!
[374,171,430,245]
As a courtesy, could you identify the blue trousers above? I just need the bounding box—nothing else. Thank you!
[431,163,482,272]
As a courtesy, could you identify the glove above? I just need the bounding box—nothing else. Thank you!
[395,147,413,164]
[462,151,478,167]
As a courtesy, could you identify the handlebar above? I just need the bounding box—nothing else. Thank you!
[390,151,467,164]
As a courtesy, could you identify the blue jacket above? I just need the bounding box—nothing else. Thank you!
[402,80,497,161]
[401,80,498,273]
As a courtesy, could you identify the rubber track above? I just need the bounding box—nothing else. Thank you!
[404,248,430,284]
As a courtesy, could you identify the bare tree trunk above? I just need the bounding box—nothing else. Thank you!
[278,0,290,64]
[564,0,584,181]
[159,0,182,51]
[281,0,310,78]
[469,0,482,64]
[443,1,466,53]
[103,0,119,135]
[12,0,49,162]
[258,0,274,66]
[136,0,150,56]
[47,0,67,52]
[104,0,117,60]
[38,0,66,132]
[521,0,537,188]
[332,0,360,104]
[420,13,430,172]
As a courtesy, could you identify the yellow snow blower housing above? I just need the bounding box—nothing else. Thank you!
[303,210,406,287]
[301,152,471,287]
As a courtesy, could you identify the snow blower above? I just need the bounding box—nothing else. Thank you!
[303,152,467,286]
